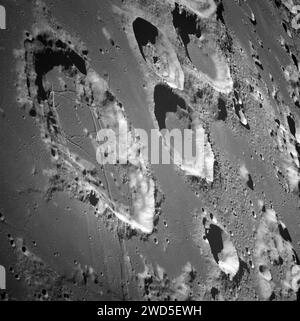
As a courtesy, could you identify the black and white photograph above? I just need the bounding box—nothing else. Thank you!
[0,0,299,316]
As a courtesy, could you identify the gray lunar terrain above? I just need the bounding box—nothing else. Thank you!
[1,0,300,301]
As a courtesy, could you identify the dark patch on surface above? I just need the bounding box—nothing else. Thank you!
[29,107,37,117]
[278,223,292,243]
[246,174,254,190]
[287,114,296,137]
[217,97,227,121]
[153,84,186,130]
[282,21,288,33]
[216,2,225,25]
[254,59,263,70]
[211,286,219,299]
[31,33,86,102]
[249,15,257,26]
[291,54,298,69]
[172,2,201,52]
[132,17,158,61]
[204,222,224,264]
[274,0,282,9]
[89,191,99,206]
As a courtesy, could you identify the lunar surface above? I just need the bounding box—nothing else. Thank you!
[0,0,300,301]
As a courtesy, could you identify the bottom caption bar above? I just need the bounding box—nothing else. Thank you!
[0,301,296,319]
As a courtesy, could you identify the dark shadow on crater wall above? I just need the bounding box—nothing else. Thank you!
[132,17,158,61]
[204,223,224,264]
[172,2,201,48]
[153,84,186,130]
[32,33,87,101]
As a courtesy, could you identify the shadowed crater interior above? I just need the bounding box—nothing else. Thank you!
[153,84,186,130]
[132,17,158,61]
[32,33,87,101]
[172,2,201,48]
[204,223,224,264]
